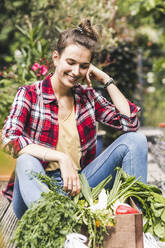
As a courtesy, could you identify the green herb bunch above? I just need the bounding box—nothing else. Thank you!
[109,168,165,241]
[13,190,82,248]
[13,169,165,247]
[118,169,165,241]
[13,173,114,248]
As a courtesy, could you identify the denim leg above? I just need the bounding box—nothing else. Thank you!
[12,154,48,219]
[81,132,148,188]
[12,154,64,219]
[12,175,28,219]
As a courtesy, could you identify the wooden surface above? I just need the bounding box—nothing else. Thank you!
[0,182,17,248]
[103,213,143,248]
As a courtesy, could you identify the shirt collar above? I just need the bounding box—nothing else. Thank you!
[72,84,88,105]
[41,74,57,104]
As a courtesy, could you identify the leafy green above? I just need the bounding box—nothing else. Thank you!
[114,168,165,240]
[13,168,165,247]
[91,175,112,201]
[79,173,112,206]
[13,191,82,248]
[161,208,165,222]
[79,173,93,206]
[13,173,113,248]
[154,223,165,239]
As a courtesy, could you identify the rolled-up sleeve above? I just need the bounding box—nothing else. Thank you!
[117,100,140,131]
[92,90,140,132]
[1,86,33,157]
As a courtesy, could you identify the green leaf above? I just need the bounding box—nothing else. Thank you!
[79,173,93,206]
[151,192,165,204]
[0,25,12,41]
[12,1,24,7]
[37,41,42,54]
[16,25,30,39]
[154,222,165,238]
[91,175,112,201]
[154,208,163,218]
[161,208,165,222]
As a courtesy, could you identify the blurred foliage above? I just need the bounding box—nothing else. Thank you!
[116,0,165,127]
[0,19,53,127]
[95,42,139,146]
[1,0,165,131]
[96,42,138,99]
[0,0,136,130]
[143,87,165,126]
[0,148,15,175]
[117,0,165,21]
[0,0,117,67]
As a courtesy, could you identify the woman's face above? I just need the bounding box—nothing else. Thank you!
[53,43,91,88]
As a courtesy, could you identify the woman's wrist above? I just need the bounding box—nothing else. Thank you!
[104,77,115,88]
[102,75,111,85]
[57,152,68,164]
[43,149,66,163]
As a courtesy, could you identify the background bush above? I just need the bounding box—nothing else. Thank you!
[1,0,165,130]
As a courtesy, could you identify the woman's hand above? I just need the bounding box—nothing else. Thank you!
[58,154,81,196]
[86,64,110,87]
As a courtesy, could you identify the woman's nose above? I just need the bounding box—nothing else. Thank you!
[72,65,80,76]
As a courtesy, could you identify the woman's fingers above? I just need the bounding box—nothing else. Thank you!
[62,171,81,195]
[86,70,92,87]
[71,175,81,195]
[67,174,81,196]
[76,174,81,194]
[67,177,72,191]
[87,64,110,84]
[63,175,68,192]
[59,155,81,195]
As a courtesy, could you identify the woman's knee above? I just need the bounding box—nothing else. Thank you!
[123,132,148,153]
[16,153,43,175]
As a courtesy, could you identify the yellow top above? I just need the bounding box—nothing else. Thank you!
[46,106,81,171]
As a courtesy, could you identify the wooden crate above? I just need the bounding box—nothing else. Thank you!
[103,198,143,248]
[103,212,143,248]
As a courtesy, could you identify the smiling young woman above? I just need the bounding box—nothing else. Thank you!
[50,43,92,120]
[1,19,148,219]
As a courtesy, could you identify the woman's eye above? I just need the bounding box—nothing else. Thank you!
[68,61,75,65]
[81,65,89,69]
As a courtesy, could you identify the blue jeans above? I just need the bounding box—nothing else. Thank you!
[12,132,148,219]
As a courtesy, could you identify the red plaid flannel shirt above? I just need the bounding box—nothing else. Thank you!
[2,74,140,169]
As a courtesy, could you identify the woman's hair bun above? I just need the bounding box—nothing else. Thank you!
[56,18,98,55]
[78,19,98,41]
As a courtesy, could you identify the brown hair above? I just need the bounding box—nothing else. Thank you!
[56,19,98,57]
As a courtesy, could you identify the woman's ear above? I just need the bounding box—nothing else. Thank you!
[52,50,59,67]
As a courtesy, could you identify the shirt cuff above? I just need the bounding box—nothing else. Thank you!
[3,136,33,158]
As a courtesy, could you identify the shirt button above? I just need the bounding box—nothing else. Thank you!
[81,139,84,142]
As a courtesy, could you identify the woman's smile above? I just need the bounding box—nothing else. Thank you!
[65,73,78,83]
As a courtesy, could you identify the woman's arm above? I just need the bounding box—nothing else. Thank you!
[86,64,131,117]
[1,86,33,156]
[19,143,64,162]
[103,82,130,118]
[2,86,80,195]
[19,144,81,195]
